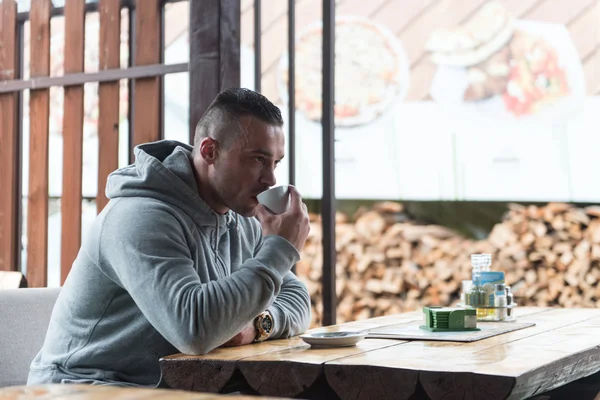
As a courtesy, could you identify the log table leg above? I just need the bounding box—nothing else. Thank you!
[419,371,514,400]
[160,358,236,393]
[324,364,419,400]
[238,361,323,398]
[237,338,403,398]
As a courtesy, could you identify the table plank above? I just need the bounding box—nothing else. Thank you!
[481,316,600,399]
[238,339,401,398]
[161,337,307,393]
[0,384,290,399]
[324,308,600,400]
[160,311,422,394]
[326,308,596,372]
[420,314,600,400]
[308,310,423,332]
[160,308,548,396]
[234,308,547,397]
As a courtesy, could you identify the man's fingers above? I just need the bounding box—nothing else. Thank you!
[288,186,303,212]
[255,204,271,220]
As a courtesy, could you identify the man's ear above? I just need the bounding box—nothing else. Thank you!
[198,137,219,165]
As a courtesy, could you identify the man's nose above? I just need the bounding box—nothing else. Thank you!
[260,166,277,187]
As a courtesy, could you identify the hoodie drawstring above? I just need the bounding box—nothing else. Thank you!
[212,212,238,269]
[212,215,219,262]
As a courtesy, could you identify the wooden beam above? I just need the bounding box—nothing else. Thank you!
[16,0,188,23]
[97,0,122,213]
[0,62,188,94]
[133,0,161,148]
[0,0,19,272]
[159,311,424,393]
[61,0,85,284]
[188,0,241,144]
[27,0,52,287]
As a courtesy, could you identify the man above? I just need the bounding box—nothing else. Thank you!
[28,88,311,387]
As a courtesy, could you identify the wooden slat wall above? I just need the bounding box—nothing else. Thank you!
[61,0,85,284]
[0,0,235,279]
[27,0,52,287]
[0,0,19,272]
[133,0,161,148]
[97,0,121,213]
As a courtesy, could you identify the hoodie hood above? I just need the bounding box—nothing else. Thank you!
[106,140,236,233]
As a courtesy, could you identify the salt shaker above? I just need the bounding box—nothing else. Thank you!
[494,283,507,320]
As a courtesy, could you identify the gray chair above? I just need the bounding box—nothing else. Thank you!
[0,287,60,387]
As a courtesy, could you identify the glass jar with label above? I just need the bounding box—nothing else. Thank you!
[470,254,489,318]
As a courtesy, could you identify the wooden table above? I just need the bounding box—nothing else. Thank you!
[0,384,290,399]
[160,307,600,400]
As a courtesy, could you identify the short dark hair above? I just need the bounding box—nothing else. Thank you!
[194,88,283,150]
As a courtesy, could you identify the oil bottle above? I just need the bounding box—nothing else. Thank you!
[470,254,495,319]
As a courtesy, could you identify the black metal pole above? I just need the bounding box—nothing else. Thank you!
[321,0,336,326]
[287,0,295,187]
[254,0,261,92]
[128,6,136,163]
[288,0,296,275]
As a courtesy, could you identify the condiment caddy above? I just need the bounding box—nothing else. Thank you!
[458,254,517,322]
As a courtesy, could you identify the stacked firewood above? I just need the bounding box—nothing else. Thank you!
[297,202,600,327]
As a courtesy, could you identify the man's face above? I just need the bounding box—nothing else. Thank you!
[211,115,285,217]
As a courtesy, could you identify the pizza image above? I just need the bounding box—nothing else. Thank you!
[426,1,514,68]
[503,31,570,116]
[426,1,572,118]
[279,16,409,127]
[463,45,511,102]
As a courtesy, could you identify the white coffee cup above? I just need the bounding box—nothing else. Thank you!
[257,185,290,215]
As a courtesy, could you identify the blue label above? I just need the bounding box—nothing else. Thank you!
[480,271,505,285]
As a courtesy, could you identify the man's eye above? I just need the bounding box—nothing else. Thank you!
[254,156,265,164]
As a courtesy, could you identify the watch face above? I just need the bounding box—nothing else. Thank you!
[261,315,273,333]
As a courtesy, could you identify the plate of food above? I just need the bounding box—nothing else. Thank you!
[427,1,585,125]
[277,15,410,128]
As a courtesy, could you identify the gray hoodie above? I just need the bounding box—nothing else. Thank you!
[27,140,311,387]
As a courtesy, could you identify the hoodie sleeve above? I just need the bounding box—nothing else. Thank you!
[99,199,299,355]
[252,221,312,339]
[266,272,312,339]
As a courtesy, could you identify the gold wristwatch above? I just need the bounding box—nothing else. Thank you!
[253,311,274,342]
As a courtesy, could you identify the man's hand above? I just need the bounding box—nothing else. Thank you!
[222,324,256,347]
[256,186,310,252]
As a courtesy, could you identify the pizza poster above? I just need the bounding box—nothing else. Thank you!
[241,0,600,202]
